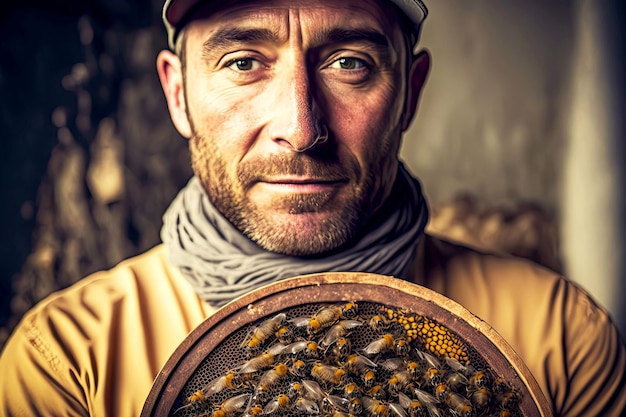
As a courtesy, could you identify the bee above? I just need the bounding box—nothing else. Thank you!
[411,388,442,417]
[397,392,441,417]
[361,396,389,417]
[287,381,304,399]
[468,386,492,409]
[405,361,421,379]
[290,305,343,335]
[262,394,291,414]
[324,395,362,415]
[211,393,252,417]
[362,368,377,389]
[174,372,245,415]
[291,359,310,377]
[199,370,243,398]
[369,315,391,333]
[320,320,363,347]
[349,397,364,415]
[363,334,409,357]
[343,382,362,399]
[423,367,443,387]
[394,338,411,357]
[283,340,321,359]
[296,302,359,334]
[433,382,450,402]
[368,384,387,401]
[445,358,489,390]
[379,358,405,372]
[242,403,264,417]
[496,389,520,409]
[341,302,359,319]
[301,379,326,401]
[322,395,350,414]
[443,357,467,373]
[418,351,443,387]
[387,370,412,395]
[173,390,209,415]
[445,393,473,417]
[492,377,510,394]
[275,325,294,344]
[469,370,490,389]
[388,401,408,417]
[363,333,395,356]
[311,362,348,386]
[241,313,286,354]
[255,363,290,394]
[330,337,352,358]
[238,343,286,374]
[416,349,440,369]
[342,354,378,375]
[493,406,513,417]
[295,397,320,415]
[444,371,469,392]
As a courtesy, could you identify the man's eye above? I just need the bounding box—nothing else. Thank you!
[227,58,258,71]
[330,57,367,70]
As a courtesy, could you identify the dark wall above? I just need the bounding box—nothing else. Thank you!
[0,0,192,345]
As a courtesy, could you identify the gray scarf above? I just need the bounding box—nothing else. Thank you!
[161,163,428,307]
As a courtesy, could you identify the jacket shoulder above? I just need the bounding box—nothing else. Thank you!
[422,232,560,290]
[0,244,208,416]
[420,232,626,417]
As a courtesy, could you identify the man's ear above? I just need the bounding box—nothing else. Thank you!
[402,49,431,131]
[156,50,192,138]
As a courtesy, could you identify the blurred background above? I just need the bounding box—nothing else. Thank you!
[1,0,624,349]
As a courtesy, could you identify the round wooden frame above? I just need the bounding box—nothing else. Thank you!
[141,272,553,416]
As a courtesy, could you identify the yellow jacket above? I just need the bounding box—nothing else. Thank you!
[0,234,624,416]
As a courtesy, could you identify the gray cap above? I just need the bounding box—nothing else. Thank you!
[163,0,428,50]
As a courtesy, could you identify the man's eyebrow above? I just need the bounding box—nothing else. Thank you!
[202,27,281,54]
[313,28,390,49]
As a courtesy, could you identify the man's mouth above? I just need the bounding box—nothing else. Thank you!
[237,153,359,192]
[256,177,347,193]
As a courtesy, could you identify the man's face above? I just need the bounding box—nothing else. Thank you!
[164,0,423,256]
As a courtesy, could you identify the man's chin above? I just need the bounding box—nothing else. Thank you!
[250,188,337,213]
[244,210,355,257]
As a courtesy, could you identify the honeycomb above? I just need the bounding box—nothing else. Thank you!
[171,302,522,417]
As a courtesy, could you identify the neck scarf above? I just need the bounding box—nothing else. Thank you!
[161,163,429,307]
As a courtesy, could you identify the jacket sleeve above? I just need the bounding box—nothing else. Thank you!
[0,312,90,416]
[555,280,626,416]
[0,246,211,417]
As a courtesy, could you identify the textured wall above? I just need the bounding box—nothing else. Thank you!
[402,1,574,209]
[401,1,625,335]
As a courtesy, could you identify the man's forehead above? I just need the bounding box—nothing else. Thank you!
[184,0,401,48]
[188,0,396,31]
[164,0,427,51]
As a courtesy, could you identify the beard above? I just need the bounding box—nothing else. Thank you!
[189,133,384,257]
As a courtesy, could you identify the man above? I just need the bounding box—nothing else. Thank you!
[0,0,624,415]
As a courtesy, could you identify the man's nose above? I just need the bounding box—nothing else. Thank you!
[268,68,326,152]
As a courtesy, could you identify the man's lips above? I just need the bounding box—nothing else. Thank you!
[255,177,347,192]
